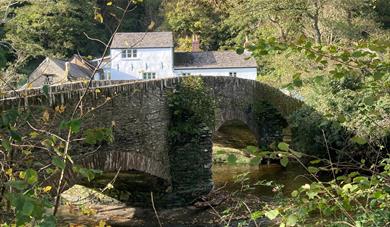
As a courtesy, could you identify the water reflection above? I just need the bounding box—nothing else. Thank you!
[213,163,312,198]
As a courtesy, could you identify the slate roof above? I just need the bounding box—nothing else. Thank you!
[111,32,174,48]
[51,59,93,80]
[174,51,257,69]
[29,57,92,86]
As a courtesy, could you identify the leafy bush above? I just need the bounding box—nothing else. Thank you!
[256,154,390,227]
[288,106,349,158]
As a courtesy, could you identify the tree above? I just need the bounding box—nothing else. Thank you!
[375,0,390,28]
[4,0,106,60]
[224,0,382,45]
[163,0,227,50]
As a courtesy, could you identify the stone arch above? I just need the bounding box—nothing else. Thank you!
[54,151,171,194]
[213,119,259,150]
[214,101,288,149]
[77,151,171,182]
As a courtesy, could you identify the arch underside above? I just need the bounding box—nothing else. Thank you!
[214,106,287,148]
[78,151,171,181]
[60,151,171,191]
[215,108,261,144]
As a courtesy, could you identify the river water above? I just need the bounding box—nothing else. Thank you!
[213,163,311,198]
[58,162,313,226]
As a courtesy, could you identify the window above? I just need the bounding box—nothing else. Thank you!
[142,72,156,80]
[229,72,237,77]
[44,75,54,85]
[102,71,111,80]
[181,73,191,76]
[121,49,138,59]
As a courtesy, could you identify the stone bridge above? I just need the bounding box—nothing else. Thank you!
[0,76,302,205]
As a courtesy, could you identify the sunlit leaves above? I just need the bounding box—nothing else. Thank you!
[94,12,104,23]
[291,190,299,197]
[307,166,319,174]
[278,142,289,151]
[265,209,279,220]
[280,157,289,167]
[25,169,38,185]
[43,186,52,193]
[251,210,263,221]
[55,105,65,113]
[351,136,367,145]
[147,21,156,31]
[42,110,50,122]
[286,214,298,226]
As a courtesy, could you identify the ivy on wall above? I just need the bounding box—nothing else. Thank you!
[167,77,215,145]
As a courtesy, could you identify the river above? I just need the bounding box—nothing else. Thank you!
[58,162,313,226]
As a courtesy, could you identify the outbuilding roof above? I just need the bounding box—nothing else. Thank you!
[174,51,257,69]
[111,32,174,48]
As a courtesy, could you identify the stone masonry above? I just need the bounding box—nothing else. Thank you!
[0,76,302,205]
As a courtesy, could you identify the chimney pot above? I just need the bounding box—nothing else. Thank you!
[192,34,201,52]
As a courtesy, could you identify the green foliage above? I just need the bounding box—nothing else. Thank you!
[288,106,348,158]
[83,128,114,145]
[4,0,106,59]
[60,119,81,134]
[256,156,390,226]
[375,0,390,28]
[249,35,390,161]
[167,77,215,144]
[0,106,112,225]
[163,0,227,50]
[0,47,9,70]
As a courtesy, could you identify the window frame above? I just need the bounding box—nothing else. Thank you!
[229,72,237,77]
[121,49,138,59]
[142,72,156,80]
[44,75,54,85]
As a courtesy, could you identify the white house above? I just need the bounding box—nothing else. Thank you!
[101,32,257,81]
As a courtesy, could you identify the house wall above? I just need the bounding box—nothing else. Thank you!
[110,48,174,80]
[174,67,258,80]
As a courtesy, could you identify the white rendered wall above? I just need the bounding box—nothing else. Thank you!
[174,67,257,80]
[110,48,174,80]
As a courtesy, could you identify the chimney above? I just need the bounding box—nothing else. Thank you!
[243,35,252,54]
[192,34,201,52]
[65,62,71,79]
[244,35,250,48]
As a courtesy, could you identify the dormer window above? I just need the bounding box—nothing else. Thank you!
[121,49,137,59]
